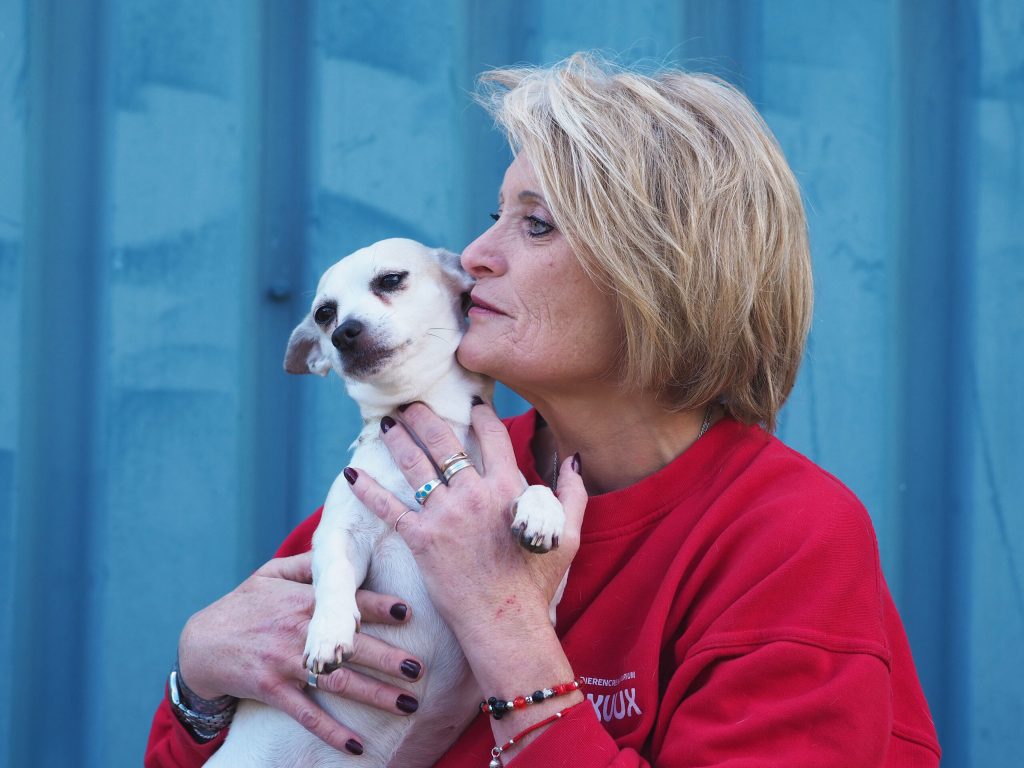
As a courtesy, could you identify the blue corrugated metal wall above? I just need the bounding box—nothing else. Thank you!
[1,1,1021,765]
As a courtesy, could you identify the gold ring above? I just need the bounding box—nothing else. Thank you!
[442,458,474,482]
[438,452,470,474]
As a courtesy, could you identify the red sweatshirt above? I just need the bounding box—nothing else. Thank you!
[146,412,940,767]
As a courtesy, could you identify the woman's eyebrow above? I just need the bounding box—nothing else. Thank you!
[518,190,546,204]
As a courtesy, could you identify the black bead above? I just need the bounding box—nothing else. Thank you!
[533,690,545,701]
[488,697,498,706]
[494,711,503,720]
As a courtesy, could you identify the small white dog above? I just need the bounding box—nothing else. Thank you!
[206,238,565,767]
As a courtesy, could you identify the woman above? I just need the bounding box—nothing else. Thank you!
[147,53,940,766]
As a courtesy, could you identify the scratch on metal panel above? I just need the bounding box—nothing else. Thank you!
[973,373,1024,619]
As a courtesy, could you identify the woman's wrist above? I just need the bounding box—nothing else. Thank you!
[454,600,582,743]
[177,614,228,700]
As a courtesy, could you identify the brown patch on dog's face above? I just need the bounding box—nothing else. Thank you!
[370,270,409,306]
[340,342,397,378]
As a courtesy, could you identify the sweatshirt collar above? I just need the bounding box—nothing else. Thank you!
[508,408,765,538]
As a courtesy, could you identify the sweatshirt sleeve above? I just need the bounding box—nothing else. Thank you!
[509,642,895,768]
[143,509,323,767]
[143,684,227,768]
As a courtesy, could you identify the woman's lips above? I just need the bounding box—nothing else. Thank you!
[468,294,504,316]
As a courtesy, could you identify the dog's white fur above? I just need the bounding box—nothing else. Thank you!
[206,239,565,767]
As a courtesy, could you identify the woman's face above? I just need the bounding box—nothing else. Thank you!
[457,154,622,397]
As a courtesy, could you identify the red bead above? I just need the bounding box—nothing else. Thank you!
[513,696,527,709]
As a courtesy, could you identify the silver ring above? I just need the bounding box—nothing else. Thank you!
[442,458,474,482]
[438,451,469,474]
[395,509,412,531]
[414,478,442,505]
[307,669,319,689]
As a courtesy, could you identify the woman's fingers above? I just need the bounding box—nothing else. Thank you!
[345,629,424,683]
[255,551,314,583]
[380,413,458,493]
[315,664,421,716]
[355,588,413,624]
[396,403,475,474]
[555,454,587,533]
[260,681,366,755]
[346,467,421,535]
[469,399,520,478]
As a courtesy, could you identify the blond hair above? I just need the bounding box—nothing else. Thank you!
[477,53,813,431]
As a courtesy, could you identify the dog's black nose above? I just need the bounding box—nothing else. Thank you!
[332,318,364,350]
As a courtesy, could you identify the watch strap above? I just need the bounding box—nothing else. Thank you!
[168,663,238,742]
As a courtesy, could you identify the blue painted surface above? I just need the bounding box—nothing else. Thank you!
[1,1,1021,765]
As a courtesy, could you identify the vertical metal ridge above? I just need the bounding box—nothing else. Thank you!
[11,0,112,763]
[236,0,314,566]
[897,0,976,760]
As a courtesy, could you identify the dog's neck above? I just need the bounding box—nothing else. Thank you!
[347,360,493,447]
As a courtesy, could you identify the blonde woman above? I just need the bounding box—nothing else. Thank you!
[147,54,940,767]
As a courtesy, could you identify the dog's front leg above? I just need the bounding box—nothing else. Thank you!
[304,495,373,673]
[510,484,568,626]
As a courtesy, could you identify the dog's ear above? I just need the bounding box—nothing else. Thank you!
[431,247,474,294]
[284,316,331,376]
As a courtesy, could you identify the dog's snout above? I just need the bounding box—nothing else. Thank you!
[332,318,365,350]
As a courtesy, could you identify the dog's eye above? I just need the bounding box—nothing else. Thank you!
[375,272,408,292]
[314,305,336,325]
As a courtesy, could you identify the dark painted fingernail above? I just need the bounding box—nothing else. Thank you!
[571,452,581,474]
[344,467,358,485]
[396,694,419,713]
[400,659,421,679]
[390,603,408,621]
[380,415,396,433]
[471,395,485,406]
[345,739,364,755]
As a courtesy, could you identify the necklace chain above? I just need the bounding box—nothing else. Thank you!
[697,403,714,440]
[551,448,559,492]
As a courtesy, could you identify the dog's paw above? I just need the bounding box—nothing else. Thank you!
[510,485,565,554]
[304,606,362,674]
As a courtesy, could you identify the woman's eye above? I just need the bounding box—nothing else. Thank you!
[525,215,554,237]
[314,305,335,325]
[375,271,408,292]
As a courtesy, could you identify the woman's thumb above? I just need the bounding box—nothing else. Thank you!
[555,453,587,534]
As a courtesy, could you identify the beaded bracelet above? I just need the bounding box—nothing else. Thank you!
[479,677,583,720]
[488,706,572,767]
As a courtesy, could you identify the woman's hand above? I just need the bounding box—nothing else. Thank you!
[176,551,424,753]
[345,400,587,647]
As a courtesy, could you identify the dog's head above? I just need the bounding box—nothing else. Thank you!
[284,238,473,393]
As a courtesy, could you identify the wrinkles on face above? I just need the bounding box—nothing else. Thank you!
[458,155,621,393]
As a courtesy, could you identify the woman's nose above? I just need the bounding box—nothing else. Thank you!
[461,226,505,277]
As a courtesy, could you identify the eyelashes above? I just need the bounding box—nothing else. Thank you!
[488,211,555,238]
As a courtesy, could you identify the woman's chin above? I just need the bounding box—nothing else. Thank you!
[456,340,495,377]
